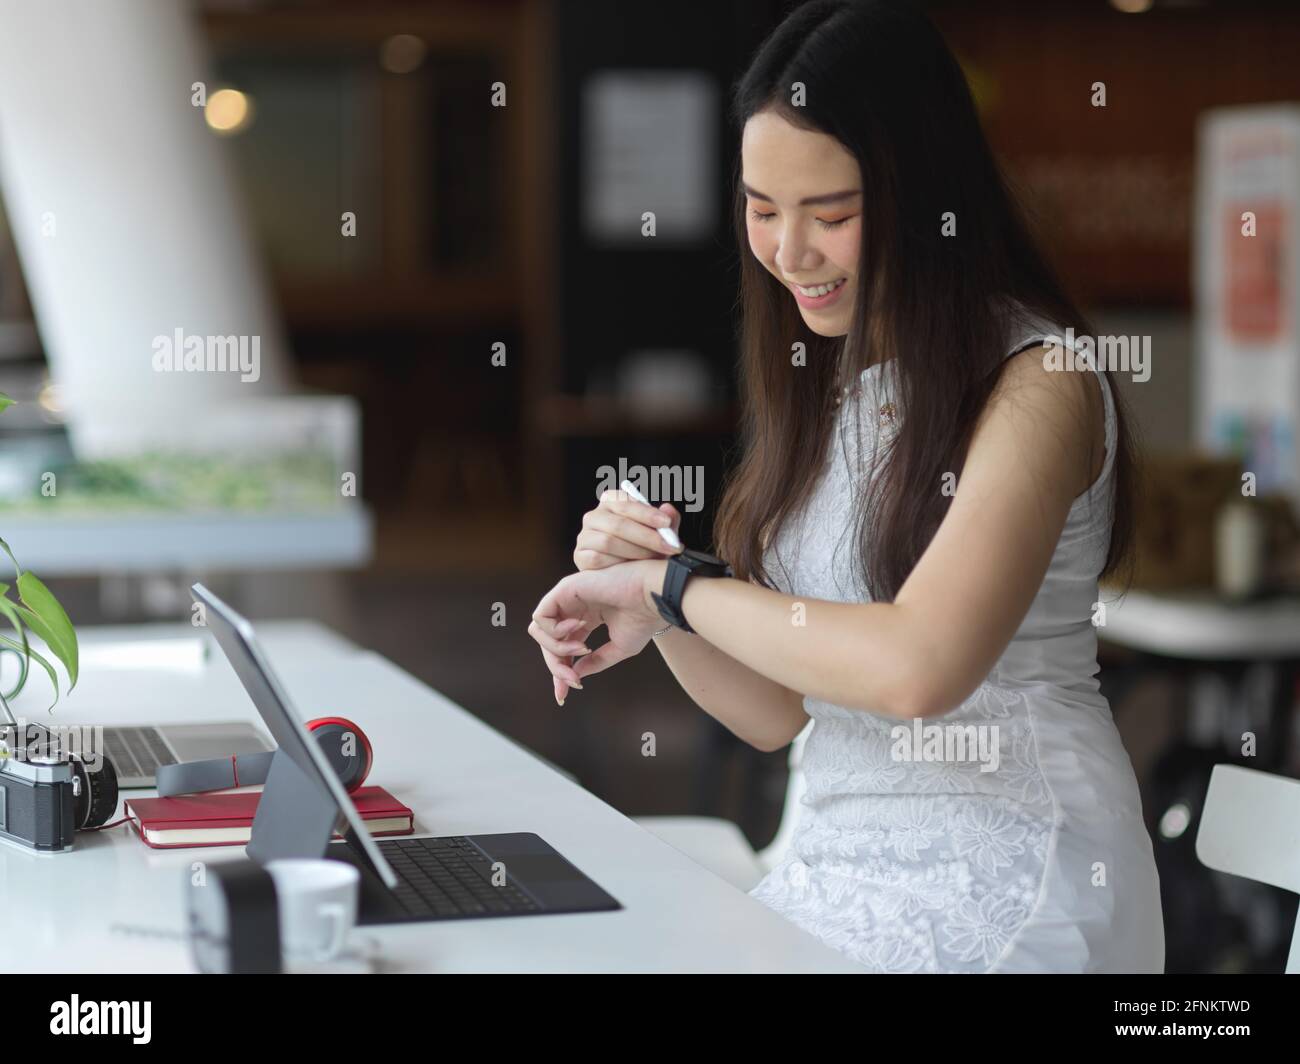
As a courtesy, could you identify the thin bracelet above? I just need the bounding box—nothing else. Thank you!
[651,624,674,638]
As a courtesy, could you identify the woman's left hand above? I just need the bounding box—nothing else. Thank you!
[528,559,665,704]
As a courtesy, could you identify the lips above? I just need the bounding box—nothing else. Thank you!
[792,277,847,297]
[790,276,849,310]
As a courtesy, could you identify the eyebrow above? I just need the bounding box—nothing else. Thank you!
[742,184,862,207]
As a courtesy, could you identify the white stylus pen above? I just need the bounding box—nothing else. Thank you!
[620,479,683,551]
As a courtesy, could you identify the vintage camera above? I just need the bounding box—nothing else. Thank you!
[0,727,119,853]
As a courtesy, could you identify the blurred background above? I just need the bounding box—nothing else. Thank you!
[1,0,1299,972]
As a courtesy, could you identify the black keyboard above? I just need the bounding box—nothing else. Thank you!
[104,727,178,779]
[377,836,541,919]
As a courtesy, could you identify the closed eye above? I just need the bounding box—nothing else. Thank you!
[748,209,855,230]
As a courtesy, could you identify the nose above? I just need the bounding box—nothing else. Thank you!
[776,222,818,277]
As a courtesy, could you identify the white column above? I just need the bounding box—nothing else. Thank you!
[0,0,292,456]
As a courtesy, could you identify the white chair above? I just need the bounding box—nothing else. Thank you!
[1195,763,1300,973]
[635,721,812,892]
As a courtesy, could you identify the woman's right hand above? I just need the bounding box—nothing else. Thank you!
[573,490,683,571]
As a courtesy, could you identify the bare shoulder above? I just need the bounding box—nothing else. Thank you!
[980,343,1105,497]
[990,342,1098,405]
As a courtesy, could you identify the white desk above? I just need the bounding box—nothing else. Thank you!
[1,622,860,973]
[1101,588,1300,661]
[0,510,372,575]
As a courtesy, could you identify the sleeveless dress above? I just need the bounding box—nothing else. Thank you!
[748,308,1165,973]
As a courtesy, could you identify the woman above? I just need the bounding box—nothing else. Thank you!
[528,0,1163,973]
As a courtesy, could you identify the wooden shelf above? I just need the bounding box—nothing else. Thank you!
[202,3,519,48]
[372,505,546,575]
[533,393,736,438]
[276,273,519,329]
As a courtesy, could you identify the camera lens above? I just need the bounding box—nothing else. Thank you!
[71,754,120,829]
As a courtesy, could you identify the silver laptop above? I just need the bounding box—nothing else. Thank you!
[104,723,272,788]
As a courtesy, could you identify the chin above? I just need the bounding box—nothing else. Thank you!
[801,313,851,338]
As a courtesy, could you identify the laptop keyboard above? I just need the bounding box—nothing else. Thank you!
[378,836,541,918]
[104,727,178,780]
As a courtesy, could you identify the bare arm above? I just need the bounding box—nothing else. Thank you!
[559,486,807,751]
[623,348,1101,720]
[651,622,808,753]
[543,349,1097,739]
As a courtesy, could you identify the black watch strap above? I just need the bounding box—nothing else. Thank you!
[651,549,732,634]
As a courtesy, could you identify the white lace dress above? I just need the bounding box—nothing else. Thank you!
[748,311,1165,973]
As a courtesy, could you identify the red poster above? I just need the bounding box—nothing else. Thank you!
[1224,200,1285,343]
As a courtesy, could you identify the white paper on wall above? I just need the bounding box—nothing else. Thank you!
[1195,105,1300,506]
[582,70,717,245]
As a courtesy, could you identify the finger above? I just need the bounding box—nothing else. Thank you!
[571,641,631,680]
[528,619,591,658]
[600,489,675,530]
[575,529,659,564]
[531,578,572,625]
[533,576,598,639]
[658,503,682,534]
[563,616,598,641]
[582,514,675,557]
[540,644,583,688]
[553,674,569,706]
[574,547,627,571]
[530,610,585,640]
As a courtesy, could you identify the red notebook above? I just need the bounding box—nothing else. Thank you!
[124,786,414,849]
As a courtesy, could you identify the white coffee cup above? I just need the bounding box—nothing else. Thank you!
[265,859,360,964]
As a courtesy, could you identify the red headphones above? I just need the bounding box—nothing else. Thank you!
[154,716,374,798]
[304,716,373,793]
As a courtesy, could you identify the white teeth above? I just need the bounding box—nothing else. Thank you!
[795,278,846,297]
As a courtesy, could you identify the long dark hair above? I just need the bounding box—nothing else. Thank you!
[714,0,1137,602]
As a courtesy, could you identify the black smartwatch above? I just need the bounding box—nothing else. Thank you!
[651,548,733,634]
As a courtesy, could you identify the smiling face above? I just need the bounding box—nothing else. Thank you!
[741,110,863,338]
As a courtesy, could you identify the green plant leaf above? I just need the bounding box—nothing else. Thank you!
[13,572,78,692]
[0,393,13,415]
[0,544,78,705]
[0,583,30,700]
[0,582,21,628]
[0,537,21,580]
[0,633,58,710]
[0,636,30,702]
